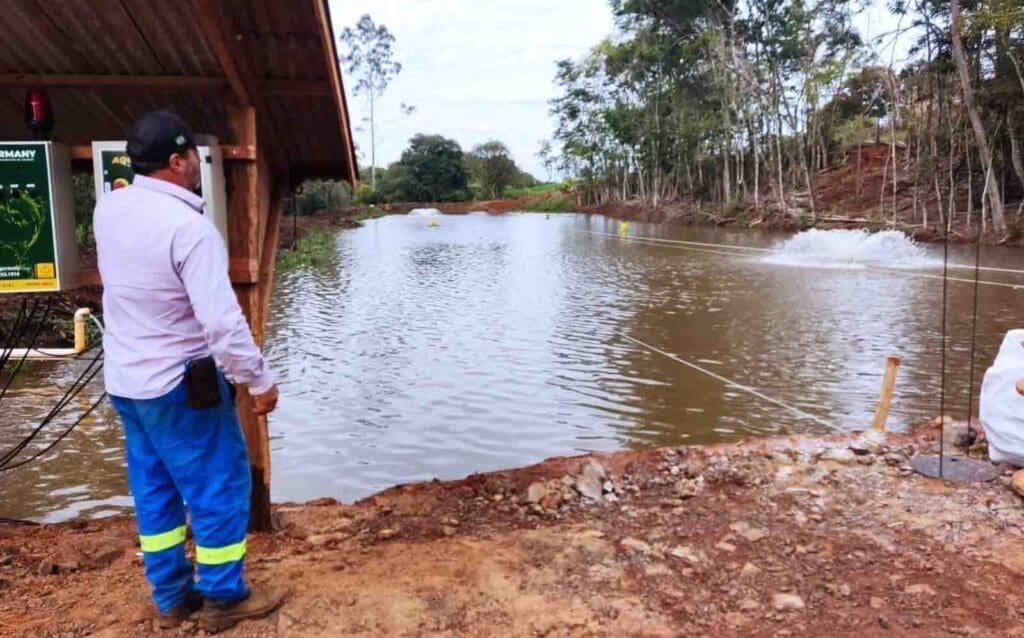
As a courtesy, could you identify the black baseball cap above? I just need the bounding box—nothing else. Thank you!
[126,110,197,169]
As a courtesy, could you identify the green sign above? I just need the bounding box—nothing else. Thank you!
[100,149,134,194]
[98,148,204,197]
[0,143,57,291]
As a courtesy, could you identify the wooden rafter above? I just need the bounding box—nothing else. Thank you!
[0,73,226,90]
[191,0,252,105]
[260,79,330,96]
[190,0,289,176]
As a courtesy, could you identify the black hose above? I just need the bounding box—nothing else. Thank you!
[0,298,35,378]
[0,303,108,475]
[0,298,54,405]
[0,516,38,526]
[0,391,108,472]
[0,349,103,468]
[0,298,28,373]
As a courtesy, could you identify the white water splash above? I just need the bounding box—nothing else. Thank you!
[763,229,936,270]
[409,207,442,217]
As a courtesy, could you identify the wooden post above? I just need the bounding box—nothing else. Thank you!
[226,103,279,532]
[871,356,902,431]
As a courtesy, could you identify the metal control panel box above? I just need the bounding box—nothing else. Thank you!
[0,142,79,293]
[91,141,229,245]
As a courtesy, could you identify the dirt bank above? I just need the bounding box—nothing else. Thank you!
[578,197,1020,247]
[2,424,1023,636]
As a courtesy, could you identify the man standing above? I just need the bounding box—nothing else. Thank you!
[94,111,284,631]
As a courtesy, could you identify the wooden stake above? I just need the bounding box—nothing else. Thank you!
[871,356,902,431]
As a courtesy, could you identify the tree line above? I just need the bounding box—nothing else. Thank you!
[291,14,542,213]
[546,0,1024,232]
[295,135,540,212]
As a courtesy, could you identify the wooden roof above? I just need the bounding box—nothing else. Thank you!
[0,0,357,183]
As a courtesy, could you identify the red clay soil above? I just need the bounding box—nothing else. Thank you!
[814,144,913,217]
[2,424,1024,636]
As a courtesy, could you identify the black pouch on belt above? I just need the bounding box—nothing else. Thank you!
[184,355,222,409]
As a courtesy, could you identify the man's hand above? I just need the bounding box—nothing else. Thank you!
[252,384,279,415]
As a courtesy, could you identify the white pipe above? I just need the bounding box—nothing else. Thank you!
[6,308,92,360]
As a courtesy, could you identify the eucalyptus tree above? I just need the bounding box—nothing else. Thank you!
[341,14,404,191]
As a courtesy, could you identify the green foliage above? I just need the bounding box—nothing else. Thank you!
[726,201,750,227]
[368,134,470,202]
[468,141,519,199]
[542,0,1024,223]
[352,205,385,224]
[504,182,564,198]
[73,173,96,250]
[1007,215,1024,242]
[277,227,336,270]
[353,182,374,204]
[461,140,538,200]
[340,15,401,99]
[295,180,352,215]
[519,194,575,212]
[833,115,878,148]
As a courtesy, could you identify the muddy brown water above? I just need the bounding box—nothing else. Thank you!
[4,212,1024,522]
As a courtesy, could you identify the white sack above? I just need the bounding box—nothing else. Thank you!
[980,329,1024,466]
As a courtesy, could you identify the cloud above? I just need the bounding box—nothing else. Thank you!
[328,0,615,180]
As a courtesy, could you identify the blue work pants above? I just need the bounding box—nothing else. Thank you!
[110,370,251,613]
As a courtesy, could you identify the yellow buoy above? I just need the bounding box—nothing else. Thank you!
[429,218,438,228]
[619,221,629,234]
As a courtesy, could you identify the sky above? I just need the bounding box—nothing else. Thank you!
[327,0,910,181]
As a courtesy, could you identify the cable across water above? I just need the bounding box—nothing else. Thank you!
[623,334,836,429]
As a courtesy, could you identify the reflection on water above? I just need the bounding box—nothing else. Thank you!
[4,213,1024,521]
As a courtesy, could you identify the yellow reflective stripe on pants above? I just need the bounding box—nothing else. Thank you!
[196,539,247,565]
[139,525,187,553]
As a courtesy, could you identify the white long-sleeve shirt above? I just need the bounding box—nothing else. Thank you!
[94,174,274,400]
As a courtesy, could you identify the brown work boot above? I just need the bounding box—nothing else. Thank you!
[198,585,286,632]
[155,591,203,628]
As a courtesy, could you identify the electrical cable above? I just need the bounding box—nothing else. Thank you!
[0,391,107,472]
[0,298,54,405]
[0,516,38,526]
[0,299,28,366]
[623,334,835,429]
[0,298,36,379]
[0,311,106,471]
[963,224,984,450]
[939,217,950,477]
[0,348,103,469]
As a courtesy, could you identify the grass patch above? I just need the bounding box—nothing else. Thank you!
[278,227,336,270]
[352,205,386,225]
[519,194,576,212]
[503,182,564,199]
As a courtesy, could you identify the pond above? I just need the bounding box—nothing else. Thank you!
[4,212,1023,521]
